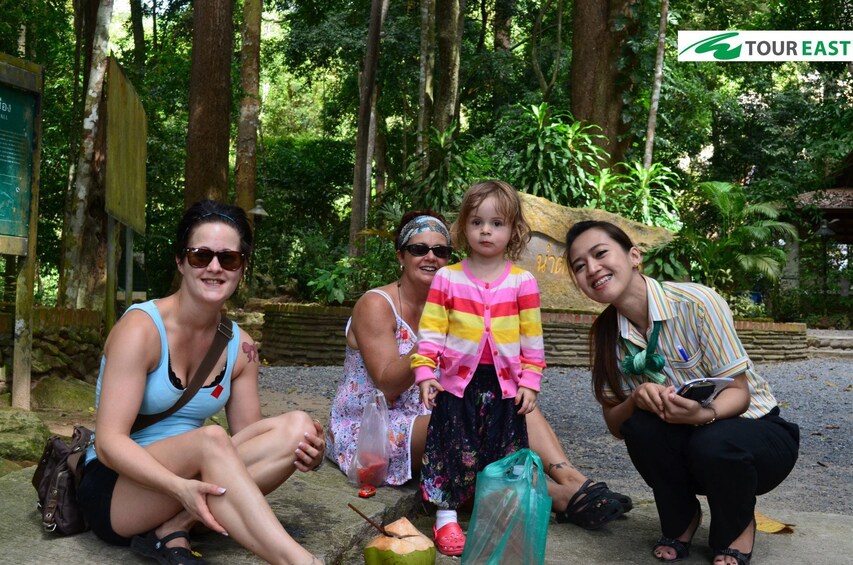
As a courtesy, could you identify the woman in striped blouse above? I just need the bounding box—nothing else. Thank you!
[566,220,799,565]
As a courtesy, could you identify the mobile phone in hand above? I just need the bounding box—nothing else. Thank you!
[677,380,717,404]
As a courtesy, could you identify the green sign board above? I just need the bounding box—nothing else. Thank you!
[0,83,35,239]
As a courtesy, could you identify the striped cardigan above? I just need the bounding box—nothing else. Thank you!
[411,260,546,399]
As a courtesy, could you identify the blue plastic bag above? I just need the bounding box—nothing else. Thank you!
[461,448,552,565]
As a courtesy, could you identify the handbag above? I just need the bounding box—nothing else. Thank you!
[32,313,233,535]
[347,390,390,487]
[461,448,552,565]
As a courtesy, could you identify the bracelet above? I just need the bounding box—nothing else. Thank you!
[697,404,717,426]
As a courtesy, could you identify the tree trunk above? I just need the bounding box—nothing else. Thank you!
[570,0,639,167]
[235,0,262,220]
[494,0,515,51]
[349,0,389,256]
[58,0,114,309]
[67,0,100,186]
[375,123,388,195]
[152,0,158,50]
[643,0,668,169]
[433,0,464,135]
[476,0,487,52]
[130,0,145,73]
[185,0,233,206]
[531,0,563,103]
[416,0,435,181]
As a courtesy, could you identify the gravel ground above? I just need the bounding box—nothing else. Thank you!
[258,358,853,516]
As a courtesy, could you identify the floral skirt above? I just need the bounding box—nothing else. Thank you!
[421,364,528,509]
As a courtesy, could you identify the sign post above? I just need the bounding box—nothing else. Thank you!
[0,53,43,410]
[104,57,146,331]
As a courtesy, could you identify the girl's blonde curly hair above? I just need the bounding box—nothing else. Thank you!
[451,180,531,261]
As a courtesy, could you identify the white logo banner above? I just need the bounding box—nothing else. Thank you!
[678,31,853,62]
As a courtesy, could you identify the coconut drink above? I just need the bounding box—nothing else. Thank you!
[363,517,436,565]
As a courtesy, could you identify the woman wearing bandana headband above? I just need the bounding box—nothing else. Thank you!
[327,210,632,529]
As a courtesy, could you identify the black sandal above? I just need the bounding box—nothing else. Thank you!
[713,519,755,565]
[652,536,691,562]
[592,481,633,512]
[652,502,702,562]
[131,530,209,565]
[554,479,626,529]
[713,548,752,565]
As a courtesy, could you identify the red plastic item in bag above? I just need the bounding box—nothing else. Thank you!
[356,453,388,486]
[347,390,390,487]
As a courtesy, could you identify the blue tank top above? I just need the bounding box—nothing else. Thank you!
[85,300,239,465]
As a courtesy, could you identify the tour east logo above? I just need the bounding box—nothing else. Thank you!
[678,31,853,62]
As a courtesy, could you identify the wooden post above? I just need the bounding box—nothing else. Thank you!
[105,216,117,332]
[3,55,44,411]
[125,226,134,307]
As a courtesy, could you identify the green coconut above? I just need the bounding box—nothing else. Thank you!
[363,517,436,565]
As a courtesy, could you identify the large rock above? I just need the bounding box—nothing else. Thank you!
[516,192,675,311]
[0,457,22,477]
[0,409,50,461]
[31,375,96,412]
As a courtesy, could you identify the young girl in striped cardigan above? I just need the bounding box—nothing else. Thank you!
[411,180,546,556]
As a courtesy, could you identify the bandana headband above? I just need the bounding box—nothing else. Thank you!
[397,215,451,249]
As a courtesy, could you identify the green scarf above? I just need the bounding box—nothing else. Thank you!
[621,320,666,385]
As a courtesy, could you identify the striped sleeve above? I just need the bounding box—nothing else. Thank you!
[411,268,451,383]
[695,286,750,379]
[516,270,546,390]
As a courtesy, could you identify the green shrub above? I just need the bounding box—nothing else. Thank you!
[722,292,767,320]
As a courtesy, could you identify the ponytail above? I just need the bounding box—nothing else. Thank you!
[590,305,628,407]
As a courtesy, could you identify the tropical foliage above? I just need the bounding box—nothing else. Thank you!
[0,1,849,315]
[645,181,798,294]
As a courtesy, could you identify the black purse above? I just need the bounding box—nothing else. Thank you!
[32,314,233,535]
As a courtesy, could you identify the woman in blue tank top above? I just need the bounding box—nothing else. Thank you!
[77,201,324,565]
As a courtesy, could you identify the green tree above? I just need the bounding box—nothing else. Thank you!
[505,103,608,207]
[647,181,798,293]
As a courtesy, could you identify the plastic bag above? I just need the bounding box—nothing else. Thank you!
[347,390,390,487]
[461,448,552,565]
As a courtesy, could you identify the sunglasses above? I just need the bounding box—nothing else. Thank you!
[185,248,246,271]
[403,243,453,259]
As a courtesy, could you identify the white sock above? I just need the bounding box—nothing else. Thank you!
[435,509,458,530]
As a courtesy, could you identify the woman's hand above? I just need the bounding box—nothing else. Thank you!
[660,385,709,424]
[630,382,667,418]
[294,419,326,472]
[515,387,539,415]
[175,478,228,535]
[418,378,444,410]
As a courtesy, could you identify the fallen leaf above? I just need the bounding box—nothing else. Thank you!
[755,511,795,534]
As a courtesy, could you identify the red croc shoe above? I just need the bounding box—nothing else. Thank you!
[433,522,466,556]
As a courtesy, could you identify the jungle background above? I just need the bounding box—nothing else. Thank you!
[0,0,851,327]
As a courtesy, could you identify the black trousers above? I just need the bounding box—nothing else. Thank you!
[620,407,799,549]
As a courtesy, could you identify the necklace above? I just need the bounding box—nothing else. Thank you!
[396,279,406,319]
[397,279,421,326]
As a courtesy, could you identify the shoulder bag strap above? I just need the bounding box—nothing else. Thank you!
[130,314,233,434]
